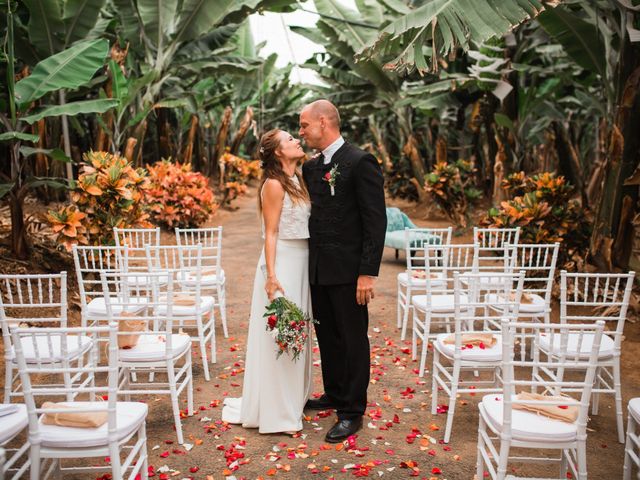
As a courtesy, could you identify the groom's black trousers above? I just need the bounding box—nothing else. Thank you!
[311,283,370,421]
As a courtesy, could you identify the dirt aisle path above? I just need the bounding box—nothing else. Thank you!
[141,189,632,480]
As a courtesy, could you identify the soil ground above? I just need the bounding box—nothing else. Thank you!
[2,188,639,480]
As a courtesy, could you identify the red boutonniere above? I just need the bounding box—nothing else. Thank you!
[323,164,340,196]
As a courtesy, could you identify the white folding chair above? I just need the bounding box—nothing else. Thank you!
[411,243,478,376]
[397,227,452,341]
[100,271,194,445]
[431,271,525,443]
[12,324,148,480]
[175,227,228,337]
[145,244,216,380]
[550,270,635,444]
[477,319,604,480]
[624,398,640,479]
[0,273,93,403]
[0,404,29,480]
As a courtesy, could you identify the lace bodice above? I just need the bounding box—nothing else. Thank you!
[262,176,310,240]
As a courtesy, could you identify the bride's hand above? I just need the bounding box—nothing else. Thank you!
[265,277,284,301]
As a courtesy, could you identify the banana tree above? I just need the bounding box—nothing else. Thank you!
[21,0,108,180]
[1,7,117,258]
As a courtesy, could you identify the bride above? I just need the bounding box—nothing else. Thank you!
[221,129,313,434]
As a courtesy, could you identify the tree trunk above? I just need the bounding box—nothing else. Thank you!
[590,59,640,270]
[124,137,137,163]
[182,115,199,164]
[9,190,29,260]
[368,118,392,173]
[229,107,253,155]
[156,108,172,160]
[553,121,585,204]
[215,107,233,189]
[402,134,426,188]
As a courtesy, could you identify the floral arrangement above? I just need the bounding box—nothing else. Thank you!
[47,151,151,249]
[424,159,482,228]
[264,296,317,362]
[145,160,218,228]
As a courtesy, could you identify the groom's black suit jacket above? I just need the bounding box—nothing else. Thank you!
[302,142,386,286]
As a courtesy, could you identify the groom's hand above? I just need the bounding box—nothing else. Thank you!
[356,275,376,305]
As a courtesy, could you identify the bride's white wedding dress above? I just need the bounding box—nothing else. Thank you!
[222,176,313,433]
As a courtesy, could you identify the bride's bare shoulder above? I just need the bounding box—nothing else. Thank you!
[262,178,285,202]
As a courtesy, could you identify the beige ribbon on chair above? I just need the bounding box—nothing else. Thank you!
[512,391,579,423]
[41,402,108,428]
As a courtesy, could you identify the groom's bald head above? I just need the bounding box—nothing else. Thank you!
[303,100,341,128]
[299,99,341,150]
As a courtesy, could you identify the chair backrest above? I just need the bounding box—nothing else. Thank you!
[560,270,635,350]
[500,319,604,441]
[72,245,128,313]
[11,323,118,442]
[507,242,559,305]
[450,271,524,337]
[419,244,478,305]
[0,273,68,360]
[175,227,222,280]
[145,244,203,295]
[385,207,415,232]
[473,227,520,275]
[100,270,177,354]
[404,227,452,273]
[114,227,161,271]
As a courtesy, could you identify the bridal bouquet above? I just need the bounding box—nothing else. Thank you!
[264,295,316,361]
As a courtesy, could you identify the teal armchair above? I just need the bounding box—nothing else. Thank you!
[385,207,441,259]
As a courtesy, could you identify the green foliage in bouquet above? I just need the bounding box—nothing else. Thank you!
[47,151,151,249]
[424,160,482,228]
[145,160,218,229]
[264,297,317,362]
[481,172,591,269]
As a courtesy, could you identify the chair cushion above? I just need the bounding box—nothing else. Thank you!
[435,332,503,362]
[86,296,148,317]
[118,333,190,362]
[0,404,27,444]
[124,273,169,288]
[412,294,468,313]
[629,398,640,424]
[156,295,215,316]
[485,293,546,313]
[10,335,93,364]
[397,271,446,287]
[538,332,615,359]
[178,269,225,286]
[480,394,577,443]
[38,401,147,448]
[385,231,406,250]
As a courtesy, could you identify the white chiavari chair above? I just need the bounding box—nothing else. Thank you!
[114,228,162,288]
[0,404,29,480]
[175,227,227,337]
[73,245,147,329]
[477,319,604,480]
[100,270,193,445]
[431,271,525,443]
[145,244,216,380]
[397,227,452,341]
[471,227,521,288]
[543,270,635,444]
[486,242,560,359]
[12,324,148,480]
[411,243,478,376]
[624,398,640,479]
[0,273,93,403]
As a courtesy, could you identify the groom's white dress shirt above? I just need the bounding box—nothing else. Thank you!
[322,136,345,164]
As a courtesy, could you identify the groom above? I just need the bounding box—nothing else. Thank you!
[300,100,386,442]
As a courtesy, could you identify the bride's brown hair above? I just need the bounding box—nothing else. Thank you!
[258,129,309,211]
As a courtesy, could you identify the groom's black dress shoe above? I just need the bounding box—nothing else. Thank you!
[305,395,337,410]
[325,418,362,443]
